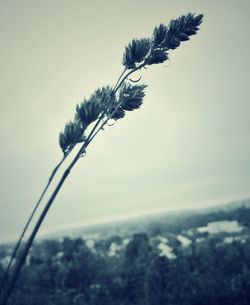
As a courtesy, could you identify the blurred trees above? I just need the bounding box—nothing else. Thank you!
[1,207,250,304]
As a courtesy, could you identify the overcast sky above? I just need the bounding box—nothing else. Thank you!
[0,0,249,243]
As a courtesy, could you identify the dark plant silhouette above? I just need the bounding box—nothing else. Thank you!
[0,13,203,305]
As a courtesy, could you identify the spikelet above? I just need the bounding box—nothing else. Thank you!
[122,38,151,69]
[154,13,203,51]
[153,24,168,46]
[123,13,203,68]
[147,49,168,65]
[75,86,113,129]
[119,83,147,111]
[59,13,203,153]
[108,104,126,120]
[75,99,101,129]
[59,120,85,154]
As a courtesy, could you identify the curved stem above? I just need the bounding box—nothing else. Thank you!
[114,67,138,93]
[0,153,68,291]
[0,66,128,289]
[0,63,146,305]
[0,154,80,305]
[0,103,109,305]
[113,68,127,92]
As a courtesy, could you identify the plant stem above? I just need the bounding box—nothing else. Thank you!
[0,146,83,305]
[0,153,68,291]
[113,68,127,92]
[0,66,130,294]
[1,162,77,304]
[0,67,135,305]
[0,12,204,303]
[89,65,146,143]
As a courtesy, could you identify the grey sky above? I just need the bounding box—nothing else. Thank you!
[0,0,249,242]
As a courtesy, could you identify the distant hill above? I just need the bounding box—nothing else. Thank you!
[41,197,250,241]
